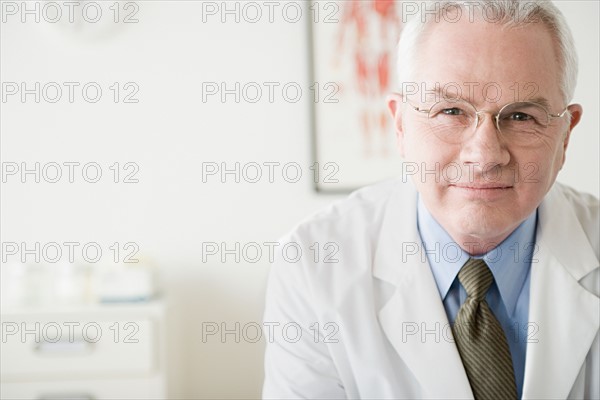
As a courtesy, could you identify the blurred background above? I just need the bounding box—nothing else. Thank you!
[1,1,598,399]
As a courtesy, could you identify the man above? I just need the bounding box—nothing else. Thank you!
[263,1,599,398]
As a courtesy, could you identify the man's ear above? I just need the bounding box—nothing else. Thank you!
[560,103,582,167]
[387,93,406,157]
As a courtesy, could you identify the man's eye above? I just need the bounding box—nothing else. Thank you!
[440,108,463,116]
[507,112,533,121]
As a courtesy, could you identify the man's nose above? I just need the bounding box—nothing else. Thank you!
[459,111,511,170]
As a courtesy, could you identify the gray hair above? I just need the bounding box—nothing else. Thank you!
[396,0,578,104]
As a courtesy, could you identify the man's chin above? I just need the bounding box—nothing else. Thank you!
[445,207,520,246]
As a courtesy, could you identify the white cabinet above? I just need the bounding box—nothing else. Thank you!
[1,301,166,399]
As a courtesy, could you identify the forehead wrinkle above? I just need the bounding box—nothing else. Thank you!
[429,86,462,102]
[418,85,487,105]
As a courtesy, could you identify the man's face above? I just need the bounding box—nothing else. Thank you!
[389,17,582,251]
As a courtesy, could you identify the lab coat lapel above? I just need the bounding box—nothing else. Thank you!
[373,181,473,399]
[522,186,600,399]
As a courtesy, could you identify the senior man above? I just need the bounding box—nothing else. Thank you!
[263,1,599,399]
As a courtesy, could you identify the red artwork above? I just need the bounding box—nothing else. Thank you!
[335,0,402,157]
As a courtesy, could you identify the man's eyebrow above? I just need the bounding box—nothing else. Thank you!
[409,86,555,109]
[420,86,462,102]
[524,96,552,110]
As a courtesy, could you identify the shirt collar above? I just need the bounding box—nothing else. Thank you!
[417,196,537,316]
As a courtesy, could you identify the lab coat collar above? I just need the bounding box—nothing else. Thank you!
[373,179,474,399]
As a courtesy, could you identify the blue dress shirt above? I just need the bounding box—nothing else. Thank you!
[417,196,536,399]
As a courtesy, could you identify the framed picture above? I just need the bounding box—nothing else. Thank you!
[308,0,406,193]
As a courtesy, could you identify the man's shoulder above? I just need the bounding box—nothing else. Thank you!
[547,181,600,258]
[550,182,599,229]
[552,181,599,214]
[289,178,412,240]
[269,179,415,302]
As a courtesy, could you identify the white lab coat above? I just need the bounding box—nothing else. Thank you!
[263,179,599,399]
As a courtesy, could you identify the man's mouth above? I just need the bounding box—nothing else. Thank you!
[452,183,514,190]
[449,183,514,199]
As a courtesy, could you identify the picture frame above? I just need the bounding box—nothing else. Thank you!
[307,0,406,193]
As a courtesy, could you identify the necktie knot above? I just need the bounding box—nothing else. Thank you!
[458,258,493,301]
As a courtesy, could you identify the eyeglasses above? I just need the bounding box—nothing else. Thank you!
[407,98,569,145]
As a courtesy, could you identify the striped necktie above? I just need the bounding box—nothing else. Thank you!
[452,258,518,400]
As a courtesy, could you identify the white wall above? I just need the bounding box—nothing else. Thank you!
[555,1,600,196]
[1,1,597,398]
